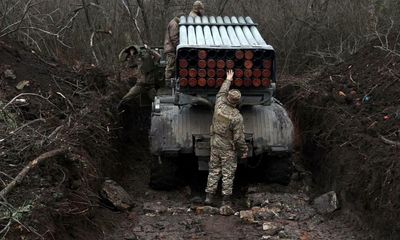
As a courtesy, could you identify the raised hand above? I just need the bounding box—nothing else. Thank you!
[226,69,234,81]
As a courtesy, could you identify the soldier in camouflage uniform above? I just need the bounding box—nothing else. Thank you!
[119,45,140,69]
[119,44,161,108]
[205,69,248,207]
[189,1,205,17]
[164,16,180,87]
[118,45,140,83]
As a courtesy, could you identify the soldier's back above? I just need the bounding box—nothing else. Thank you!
[212,102,240,150]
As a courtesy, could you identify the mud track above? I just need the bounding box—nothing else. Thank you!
[88,109,371,240]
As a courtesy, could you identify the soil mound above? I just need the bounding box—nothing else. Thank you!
[0,39,126,239]
[279,39,400,238]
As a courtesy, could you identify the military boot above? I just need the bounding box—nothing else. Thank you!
[204,193,215,205]
[222,195,232,207]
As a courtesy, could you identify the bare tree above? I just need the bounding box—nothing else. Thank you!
[0,0,398,72]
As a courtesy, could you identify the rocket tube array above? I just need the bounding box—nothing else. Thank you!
[178,48,272,88]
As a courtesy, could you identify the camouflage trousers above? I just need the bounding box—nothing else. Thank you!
[205,147,237,196]
[164,52,176,84]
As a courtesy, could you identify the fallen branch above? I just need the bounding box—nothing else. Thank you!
[380,135,400,147]
[2,93,58,110]
[0,148,67,198]
[9,118,45,135]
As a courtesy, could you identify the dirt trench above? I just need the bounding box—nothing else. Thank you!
[2,38,397,239]
[76,105,372,240]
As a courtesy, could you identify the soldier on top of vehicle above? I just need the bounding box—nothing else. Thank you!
[189,1,205,17]
[205,69,248,208]
[164,14,181,87]
[118,44,161,108]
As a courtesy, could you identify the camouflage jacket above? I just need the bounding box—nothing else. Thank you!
[189,11,199,18]
[137,48,161,86]
[210,80,248,154]
[164,17,180,54]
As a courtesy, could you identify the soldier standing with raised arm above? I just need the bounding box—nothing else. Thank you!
[205,69,248,209]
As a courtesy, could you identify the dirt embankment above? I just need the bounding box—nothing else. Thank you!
[0,39,131,239]
[279,39,400,238]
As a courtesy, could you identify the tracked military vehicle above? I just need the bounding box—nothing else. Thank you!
[149,16,294,190]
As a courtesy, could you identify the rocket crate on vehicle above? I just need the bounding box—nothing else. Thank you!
[176,16,276,99]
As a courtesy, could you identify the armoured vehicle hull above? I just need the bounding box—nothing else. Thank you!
[150,101,293,160]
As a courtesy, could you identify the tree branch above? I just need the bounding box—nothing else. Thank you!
[2,93,58,110]
[136,0,150,42]
[81,0,93,32]
[218,0,229,15]
[0,0,33,38]
[90,30,112,65]
[0,148,67,198]
[120,0,145,44]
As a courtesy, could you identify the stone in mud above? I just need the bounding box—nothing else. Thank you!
[239,210,256,223]
[101,179,134,210]
[220,205,235,216]
[143,201,168,214]
[262,221,282,236]
[312,191,339,214]
[167,206,187,215]
[247,186,258,193]
[251,207,280,221]
[278,230,290,238]
[4,69,16,79]
[195,206,219,215]
[261,236,277,240]
[246,193,268,207]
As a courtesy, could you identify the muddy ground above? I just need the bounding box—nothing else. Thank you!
[87,122,372,240]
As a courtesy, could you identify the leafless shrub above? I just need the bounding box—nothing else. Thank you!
[0,0,399,72]
[374,18,400,57]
